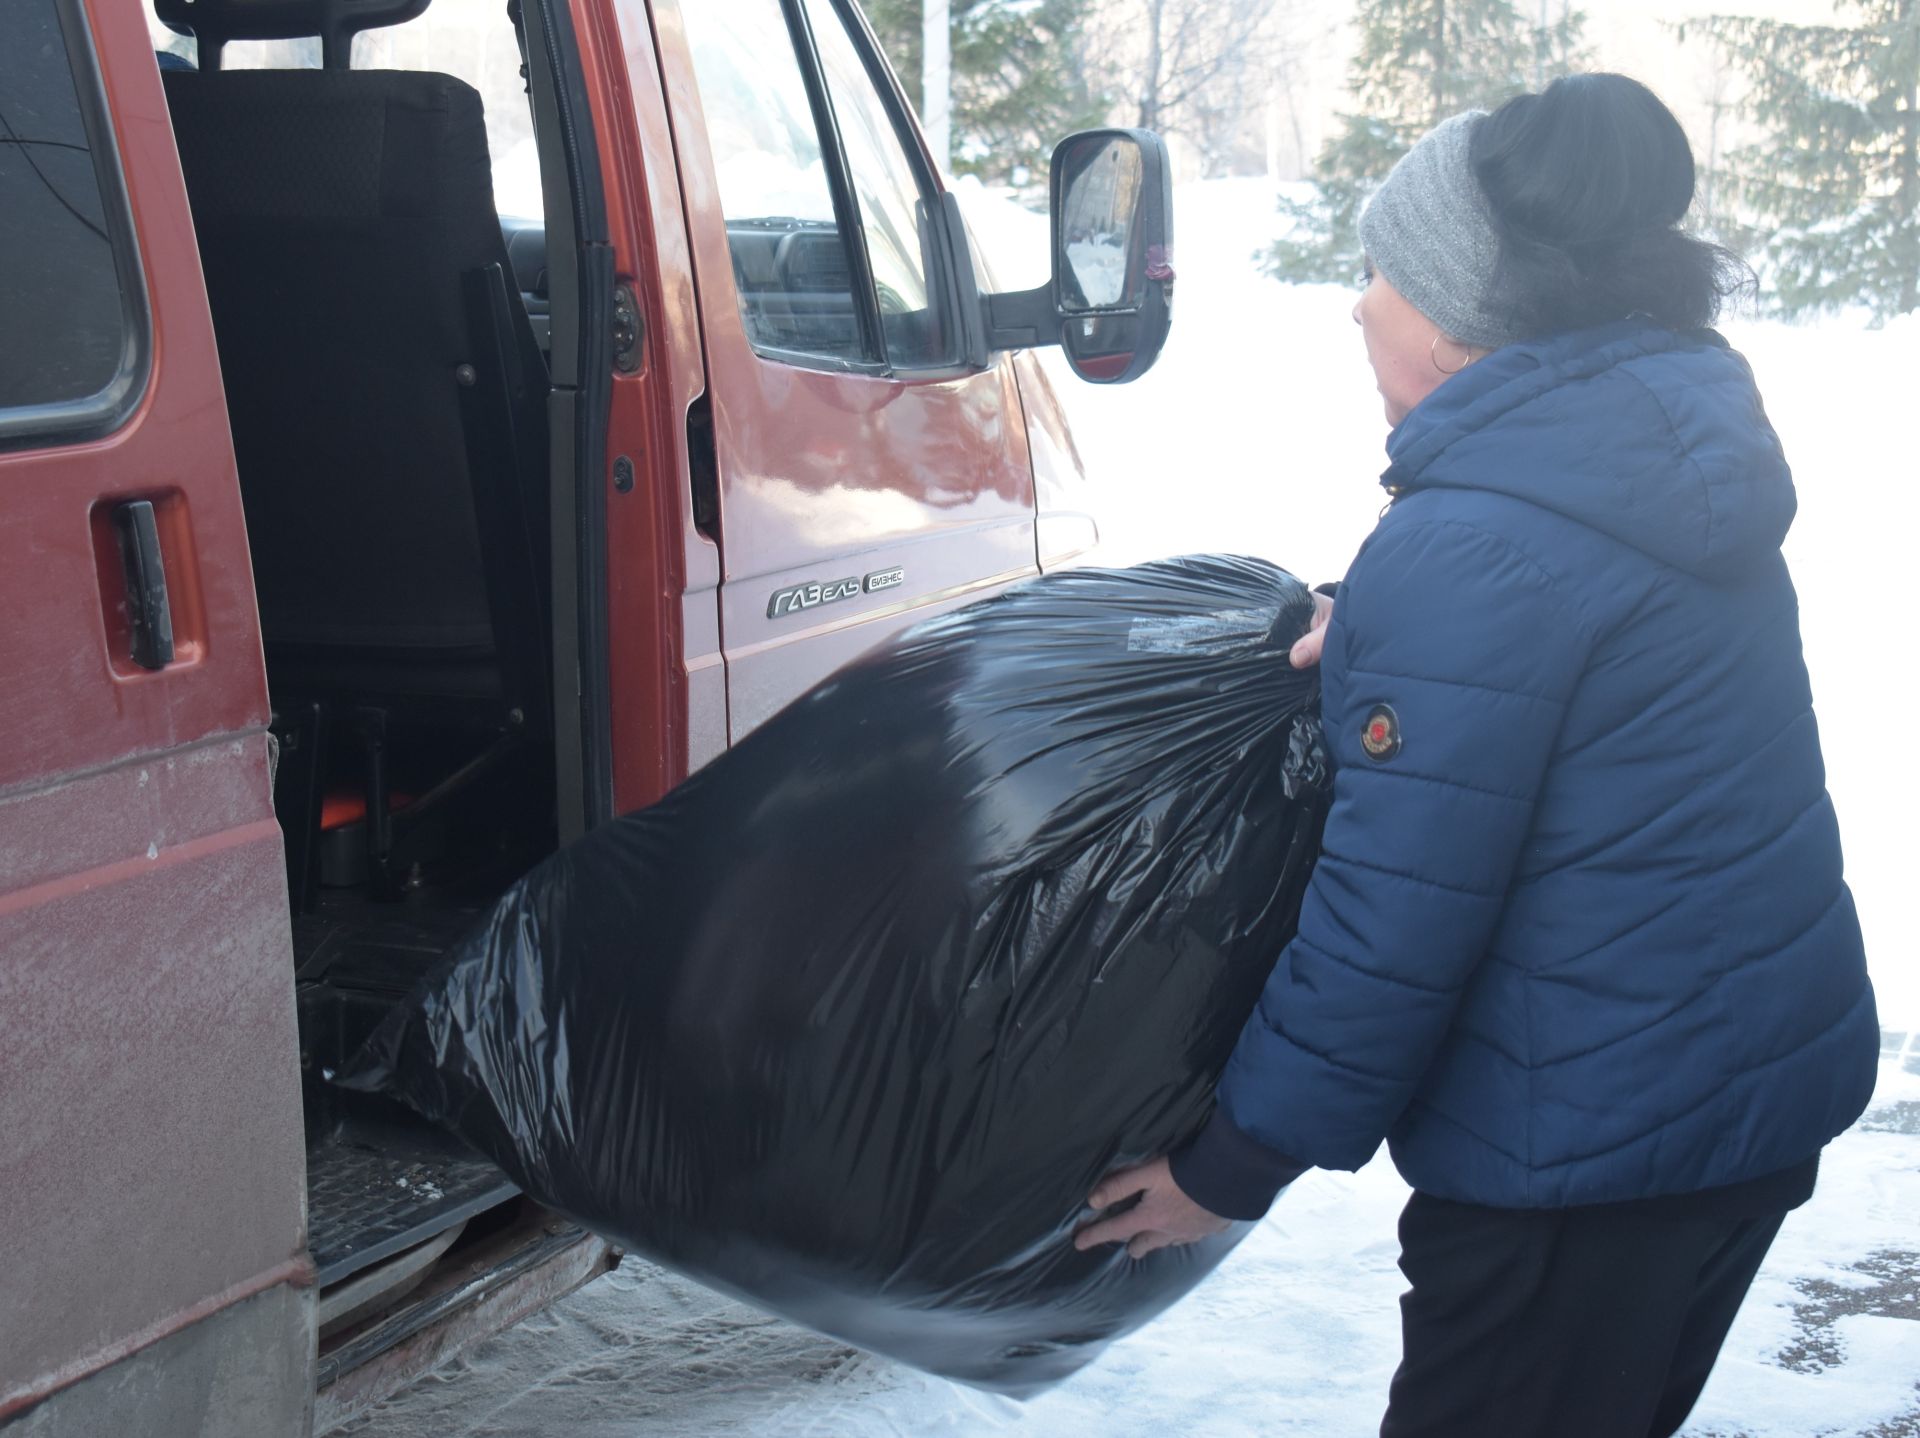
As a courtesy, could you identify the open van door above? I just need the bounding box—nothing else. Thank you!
[0,2,309,1429]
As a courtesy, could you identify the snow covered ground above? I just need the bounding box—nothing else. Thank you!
[345,179,1918,1435]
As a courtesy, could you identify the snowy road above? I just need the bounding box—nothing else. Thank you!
[346,178,1918,1434]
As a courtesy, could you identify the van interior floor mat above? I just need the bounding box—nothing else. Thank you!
[294,896,518,1287]
[306,1114,518,1287]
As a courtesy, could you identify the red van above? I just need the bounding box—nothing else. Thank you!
[0,0,1172,1430]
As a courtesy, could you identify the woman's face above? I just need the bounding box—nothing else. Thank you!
[1353,262,1467,427]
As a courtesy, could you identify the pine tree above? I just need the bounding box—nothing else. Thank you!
[863,0,1109,185]
[1683,1,1920,322]
[1266,0,1584,283]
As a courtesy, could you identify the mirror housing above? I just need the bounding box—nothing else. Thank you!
[974,129,1175,385]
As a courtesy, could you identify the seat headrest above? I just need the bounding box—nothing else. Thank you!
[161,68,501,226]
[155,0,431,70]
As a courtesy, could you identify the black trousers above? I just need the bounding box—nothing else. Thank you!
[1380,1190,1787,1438]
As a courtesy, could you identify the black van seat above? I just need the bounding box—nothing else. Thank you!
[163,68,551,899]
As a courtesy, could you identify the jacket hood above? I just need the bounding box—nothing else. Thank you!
[1380,322,1797,579]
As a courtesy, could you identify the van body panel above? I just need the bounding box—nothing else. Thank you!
[3,1280,313,1438]
[0,3,303,1417]
[1011,351,1101,570]
[706,371,1041,748]
[0,15,267,794]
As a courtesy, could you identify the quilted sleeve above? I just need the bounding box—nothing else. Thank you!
[1177,517,1595,1212]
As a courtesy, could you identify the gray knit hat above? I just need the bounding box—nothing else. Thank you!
[1358,111,1520,350]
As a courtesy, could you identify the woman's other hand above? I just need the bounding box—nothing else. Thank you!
[1073,1157,1230,1259]
[1291,590,1334,669]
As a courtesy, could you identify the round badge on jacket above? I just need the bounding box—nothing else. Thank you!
[1362,704,1402,761]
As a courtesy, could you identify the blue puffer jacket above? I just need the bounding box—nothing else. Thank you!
[1178,321,1879,1214]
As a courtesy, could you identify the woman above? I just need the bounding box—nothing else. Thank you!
[1076,74,1880,1437]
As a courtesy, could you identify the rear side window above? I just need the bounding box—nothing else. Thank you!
[681,0,864,363]
[0,0,147,443]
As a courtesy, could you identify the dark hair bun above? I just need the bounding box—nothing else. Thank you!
[1470,74,1748,338]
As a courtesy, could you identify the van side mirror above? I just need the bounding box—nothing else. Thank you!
[1051,130,1174,383]
[964,129,1174,385]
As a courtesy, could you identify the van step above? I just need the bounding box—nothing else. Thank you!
[307,1115,517,1287]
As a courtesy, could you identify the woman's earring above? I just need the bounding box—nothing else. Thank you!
[1431,335,1472,376]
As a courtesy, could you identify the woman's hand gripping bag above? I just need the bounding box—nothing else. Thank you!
[340,554,1329,1395]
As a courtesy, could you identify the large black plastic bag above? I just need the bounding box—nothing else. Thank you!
[341,554,1329,1395]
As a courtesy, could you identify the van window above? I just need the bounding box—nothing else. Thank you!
[681,0,865,364]
[799,0,950,369]
[0,0,144,434]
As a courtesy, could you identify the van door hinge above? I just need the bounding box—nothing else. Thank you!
[612,284,642,373]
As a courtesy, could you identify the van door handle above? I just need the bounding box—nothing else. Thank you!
[112,500,175,670]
